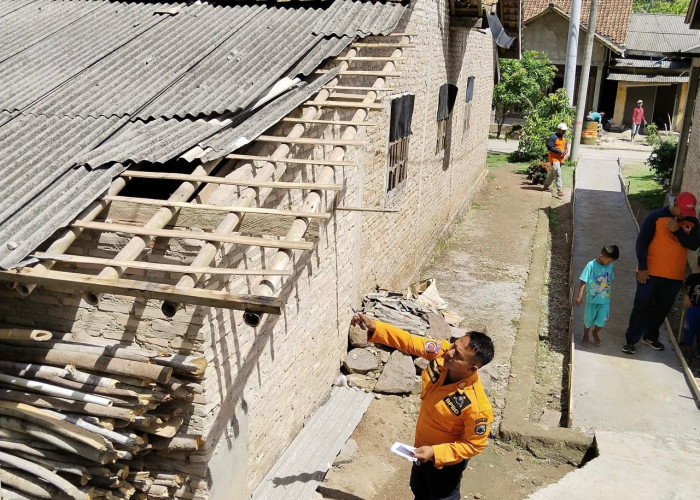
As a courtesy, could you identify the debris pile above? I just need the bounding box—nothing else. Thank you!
[344,279,466,396]
[0,327,206,499]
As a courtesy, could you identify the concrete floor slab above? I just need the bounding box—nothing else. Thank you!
[571,150,700,439]
[525,431,700,500]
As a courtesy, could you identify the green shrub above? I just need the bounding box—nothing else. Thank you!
[511,89,575,162]
[645,122,660,146]
[526,161,550,185]
[646,139,677,190]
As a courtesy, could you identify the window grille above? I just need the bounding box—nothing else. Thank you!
[386,94,415,195]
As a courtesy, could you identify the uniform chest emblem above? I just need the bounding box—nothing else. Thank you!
[443,392,471,416]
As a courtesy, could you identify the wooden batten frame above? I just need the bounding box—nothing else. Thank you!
[225,153,356,166]
[316,69,402,77]
[304,100,384,110]
[103,195,331,219]
[350,42,415,48]
[0,269,285,314]
[255,135,366,146]
[119,171,342,191]
[279,118,376,127]
[328,93,378,100]
[70,221,315,251]
[335,56,408,61]
[31,253,294,277]
[322,86,393,91]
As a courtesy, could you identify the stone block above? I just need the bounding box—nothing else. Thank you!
[343,348,379,374]
[348,324,370,348]
[375,351,415,394]
[333,438,358,466]
[346,374,376,391]
[414,357,429,374]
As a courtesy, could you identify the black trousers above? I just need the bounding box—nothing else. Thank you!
[409,459,468,500]
[624,276,682,345]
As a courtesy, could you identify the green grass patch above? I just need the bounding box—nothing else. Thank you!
[621,163,665,209]
[471,201,485,211]
[548,208,559,227]
[561,164,574,188]
[486,152,510,169]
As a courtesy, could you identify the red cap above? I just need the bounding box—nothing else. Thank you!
[676,192,697,217]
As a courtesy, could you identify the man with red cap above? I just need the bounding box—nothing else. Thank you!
[623,192,700,354]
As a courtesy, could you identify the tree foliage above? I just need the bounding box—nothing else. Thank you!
[493,51,556,138]
[509,89,575,162]
[632,0,690,14]
[646,138,678,190]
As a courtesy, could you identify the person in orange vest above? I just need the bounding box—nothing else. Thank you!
[622,192,700,354]
[543,123,568,198]
[351,312,494,500]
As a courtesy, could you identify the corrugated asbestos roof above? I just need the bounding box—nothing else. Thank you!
[607,73,689,83]
[611,58,690,70]
[625,13,700,55]
[0,0,408,269]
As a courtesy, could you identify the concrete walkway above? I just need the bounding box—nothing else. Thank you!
[527,145,700,499]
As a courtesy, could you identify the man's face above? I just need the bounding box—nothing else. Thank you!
[443,336,479,379]
[671,202,685,219]
[557,129,565,137]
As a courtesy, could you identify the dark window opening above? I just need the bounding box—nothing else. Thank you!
[387,94,415,195]
[464,76,475,139]
[436,83,458,154]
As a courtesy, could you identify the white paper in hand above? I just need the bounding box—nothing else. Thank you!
[391,442,417,462]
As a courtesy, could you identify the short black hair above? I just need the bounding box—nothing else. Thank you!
[466,331,495,367]
[601,244,620,260]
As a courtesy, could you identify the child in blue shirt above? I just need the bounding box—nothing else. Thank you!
[575,245,620,347]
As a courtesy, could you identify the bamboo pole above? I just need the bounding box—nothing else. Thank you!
[0,374,113,407]
[0,345,172,383]
[0,450,89,500]
[0,389,137,421]
[0,467,58,499]
[0,328,52,341]
[117,171,342,191]
[160,48,359,317]
[16,178,128,297]
[83,159,222,306]
[242,45,405,327]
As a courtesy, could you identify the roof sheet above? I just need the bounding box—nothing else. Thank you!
[0,0,407,270]
[611,58,690,70]
[625,13,700,54]
[607,72,689,83]
[523,0,634,47]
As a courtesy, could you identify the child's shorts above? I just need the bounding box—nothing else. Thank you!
[584,302,609,328]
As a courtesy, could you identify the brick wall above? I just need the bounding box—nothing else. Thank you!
[0,1,493,498]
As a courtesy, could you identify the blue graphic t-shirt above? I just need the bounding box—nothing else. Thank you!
[579,259,615,304]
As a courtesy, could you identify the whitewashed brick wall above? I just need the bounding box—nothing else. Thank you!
[0,1,493,498]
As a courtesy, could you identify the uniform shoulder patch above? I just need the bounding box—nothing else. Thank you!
[475,424,487,435]
[424,340,440,354]
[475,417,488,424]
[443,392,471,416]
[426,359,440,383]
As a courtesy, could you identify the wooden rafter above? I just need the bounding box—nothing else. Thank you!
[350,43,415,48]
[304,101,384,110]
[119,171,342,191]
[31,253,293,277]
[104,196,332,219]
[255,135,366,146]
[316,70,402,77]
[225,153,357,165]
[322,86,393,91]
[335,56,407,61]
[0,269,284,315]
[71,221,315,251]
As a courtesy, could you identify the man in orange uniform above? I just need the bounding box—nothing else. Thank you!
[543,122,568,198]
[351,313,494,500]
[623,192,700,354]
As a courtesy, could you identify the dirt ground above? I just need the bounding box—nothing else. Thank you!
[318,160,575,499]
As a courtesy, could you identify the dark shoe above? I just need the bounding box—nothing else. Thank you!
[641,338,665,351]
[622,344,635,354]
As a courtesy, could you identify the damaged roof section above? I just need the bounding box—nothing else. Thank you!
[0,0,408,270]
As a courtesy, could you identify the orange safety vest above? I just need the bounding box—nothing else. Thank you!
[369,321,493,468]
[648,216,696,280]
[548,135,567,163]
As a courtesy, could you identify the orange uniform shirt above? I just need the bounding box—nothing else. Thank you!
[547,135,567,163]
[369,321,493,468]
